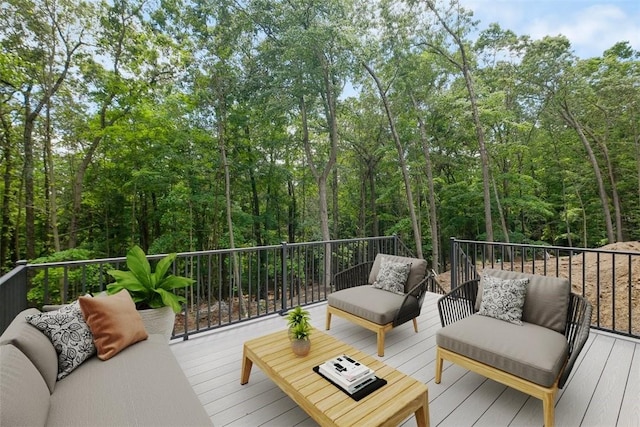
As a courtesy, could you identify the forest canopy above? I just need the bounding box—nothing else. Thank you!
[1,0,639,273]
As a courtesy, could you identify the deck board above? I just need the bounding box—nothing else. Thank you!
[171,292,639,426]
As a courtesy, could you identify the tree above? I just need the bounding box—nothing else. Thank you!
[521,36,616,244]
[363,63,423,259]
[424,0,494,244]
[2,0,89,259]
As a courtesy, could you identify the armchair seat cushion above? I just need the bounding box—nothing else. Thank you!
[328,286,416,325]
[436,314,568,387]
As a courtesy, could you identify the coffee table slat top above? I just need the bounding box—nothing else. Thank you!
[241,328,429,427]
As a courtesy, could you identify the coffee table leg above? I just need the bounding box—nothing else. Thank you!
[414,390,430,427]
[240,346,253,385]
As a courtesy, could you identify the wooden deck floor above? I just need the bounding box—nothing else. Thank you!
[171,292,640,427]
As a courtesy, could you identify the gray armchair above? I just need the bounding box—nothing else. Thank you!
[435,269,592,427]
[325,254,430,356]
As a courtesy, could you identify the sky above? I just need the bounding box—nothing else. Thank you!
[459,0,640,58]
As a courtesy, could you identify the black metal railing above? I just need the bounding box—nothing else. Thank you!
[449,237,639,339]
[0,236,418,338]
[0,261,28,334]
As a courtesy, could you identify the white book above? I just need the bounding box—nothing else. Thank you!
[319,364,376,394]
[324,354,372,382]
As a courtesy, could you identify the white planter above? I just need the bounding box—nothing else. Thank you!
[138,306,175,341]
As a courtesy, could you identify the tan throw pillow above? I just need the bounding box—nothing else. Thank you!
[79,290,148,360]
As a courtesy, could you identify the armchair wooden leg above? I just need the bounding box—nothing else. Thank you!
[542,390,556,427]
[434,346,443,384]
[377,329,385,357]
[412,318,418,333]
[325,310,332,330]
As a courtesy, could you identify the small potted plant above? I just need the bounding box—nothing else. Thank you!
[107,245,194,339]
[286,306,312,356]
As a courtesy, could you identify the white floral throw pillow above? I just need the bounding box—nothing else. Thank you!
[478,274,529,325]
[26,300,96,380]
[372,258,411,295]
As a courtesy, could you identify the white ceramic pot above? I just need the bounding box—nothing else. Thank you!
[138,306,175,341]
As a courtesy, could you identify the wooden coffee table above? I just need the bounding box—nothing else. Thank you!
[241,328,429,427]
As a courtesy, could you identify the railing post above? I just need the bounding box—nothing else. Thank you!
[281,241,288,314]
[450,237,457,291]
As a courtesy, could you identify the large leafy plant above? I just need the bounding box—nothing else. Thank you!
[107,246,194,313]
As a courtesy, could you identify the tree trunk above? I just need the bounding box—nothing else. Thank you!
[0,113,13,270]
[287,176,297,243]
[412,95,440,271]
[217,89,247,318]
[247,140,264,247]
[332,167,338,238]
[492,175,510,243]
[23,113,36,260]
[369,163,379,237]
[587,133,623,242]
[300,93,335,287]
[560,107,615,243]
[363,62,423,258]
[44,104,60,252]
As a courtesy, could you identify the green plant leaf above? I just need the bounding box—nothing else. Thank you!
[160,275,194,291]
[154,253,176,286]
[126,246,152,287]
[105,283,125,294]
[106,246,191,312]
[155,288,186,313]
[107,270,149,293]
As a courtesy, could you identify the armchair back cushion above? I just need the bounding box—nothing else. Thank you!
[368,254,428,293]
[475,269,570,333]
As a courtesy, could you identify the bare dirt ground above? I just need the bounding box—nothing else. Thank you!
[436,241,640,336]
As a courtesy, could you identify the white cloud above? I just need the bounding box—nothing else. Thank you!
[526,5,639,57]
[460,0,640,58]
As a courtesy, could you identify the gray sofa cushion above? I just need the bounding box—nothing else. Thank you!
[0,308,58,393]
[436,314,569,387]
[476,269,570,333]
[328,286,408,324]
[47,334,212,427]
[0,344,51,427]
[368,254,428,293]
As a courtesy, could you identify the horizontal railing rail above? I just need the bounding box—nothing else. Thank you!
[1,236,417,338]
[450,237,640,339]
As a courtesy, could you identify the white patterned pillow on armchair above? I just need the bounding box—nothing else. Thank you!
[478,274,529,325]
[372,258,411,295]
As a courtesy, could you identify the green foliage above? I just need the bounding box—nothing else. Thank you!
[286,305,310,329]
[2,0,640,278]
[27,249,109,306]
[289,321,311,340]
[287,306,312,340]
[107,246,194,313]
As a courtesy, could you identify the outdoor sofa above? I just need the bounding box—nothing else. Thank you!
[435,268,592,427]
[0,299,212,426]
